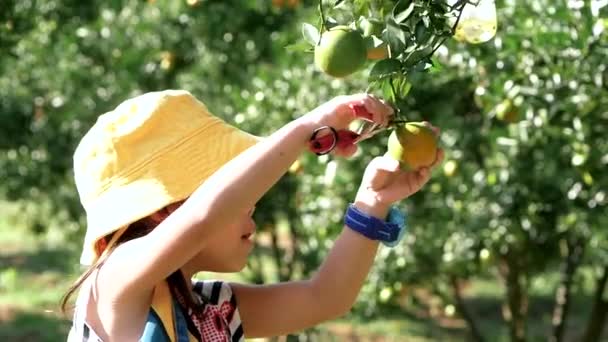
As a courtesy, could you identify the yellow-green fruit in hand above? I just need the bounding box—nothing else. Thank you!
[385,123,438,170]
[314,26,367,78]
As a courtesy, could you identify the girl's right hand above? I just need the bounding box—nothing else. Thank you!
[303,94,394,157]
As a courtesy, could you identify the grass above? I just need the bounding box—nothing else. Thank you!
[0,310,71,342]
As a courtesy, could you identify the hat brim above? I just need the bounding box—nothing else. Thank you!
[79,118,260,265]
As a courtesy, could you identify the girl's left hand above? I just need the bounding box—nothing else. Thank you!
[355,123,444,209]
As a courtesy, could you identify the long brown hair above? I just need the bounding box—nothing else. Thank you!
[61,203,201,314]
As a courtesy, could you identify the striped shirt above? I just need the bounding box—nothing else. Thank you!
[69,279,244,342]
[188,280,244,342]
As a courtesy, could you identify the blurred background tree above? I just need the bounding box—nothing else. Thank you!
[0,0,606,341]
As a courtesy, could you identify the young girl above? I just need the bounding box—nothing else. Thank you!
[63,89,443,341]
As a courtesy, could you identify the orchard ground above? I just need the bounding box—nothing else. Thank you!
[0,201,603,342]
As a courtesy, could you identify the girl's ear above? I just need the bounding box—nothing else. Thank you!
[149,210,168,224]
[166,200,186,214]
[150,200,186,224]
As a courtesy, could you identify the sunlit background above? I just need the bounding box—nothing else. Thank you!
[0,0,607,341]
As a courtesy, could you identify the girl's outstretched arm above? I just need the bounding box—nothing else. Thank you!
[233,150,444,338]
[95,95,391,312]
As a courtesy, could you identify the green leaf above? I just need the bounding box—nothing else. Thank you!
[429,57,443,73]
[369,58,403,81]
[285,41,313,52]
[324,17,340,30]
[412,58,433,72]
[422,15,430,28]
[392,76,412,98]
[381,80,396,103]
[360,17,385,37]
[380,76,411,104]
[403,47,433,67]
[415,20,432,44]
[365,35,385,49]
[431,1,449,15]
[393,0,415,24]
[384,19,409,53]
[301,23,320,46]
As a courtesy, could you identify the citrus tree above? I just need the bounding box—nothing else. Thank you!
[0,0,303,241]
[290,1,607,341]
[2,1,607,341]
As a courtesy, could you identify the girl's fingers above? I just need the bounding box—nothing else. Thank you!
[377,98,395,125]
[369,155,401,172]
[342,93,394,128]
[375,149,441,203]
[362,95,393,127]
[432,149,445,168]
[422,121,441,136]
[366,156,400,191]
[378,98,394,127]
[402,167,429,191]
[362,98,383,126]
[337,93,369,118]
[412,168,430,190]
[381,173,419,202]
[418,167,430,179]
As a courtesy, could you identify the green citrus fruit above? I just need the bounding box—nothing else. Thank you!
[314,26,367,78]
[386,122,438,170]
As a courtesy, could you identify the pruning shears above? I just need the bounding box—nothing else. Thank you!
[308,104,405,155]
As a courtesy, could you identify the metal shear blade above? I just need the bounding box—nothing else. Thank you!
[353,118,406,143]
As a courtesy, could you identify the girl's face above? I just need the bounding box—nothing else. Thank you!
[187,207,257,273]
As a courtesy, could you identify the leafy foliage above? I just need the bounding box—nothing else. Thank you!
[1,0,607,341]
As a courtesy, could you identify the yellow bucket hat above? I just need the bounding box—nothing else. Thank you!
[73,90,259,265]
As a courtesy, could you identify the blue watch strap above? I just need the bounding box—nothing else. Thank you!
[383,207,407,247]
[344,204,404,245]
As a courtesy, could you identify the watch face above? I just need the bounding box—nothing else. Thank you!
[383,207,407,248]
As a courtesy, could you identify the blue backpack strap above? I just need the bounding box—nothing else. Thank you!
[173,299,192,342]
[140,301,191,342]
[140,309,172,342]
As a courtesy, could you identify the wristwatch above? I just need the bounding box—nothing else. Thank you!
[344,204,407,247]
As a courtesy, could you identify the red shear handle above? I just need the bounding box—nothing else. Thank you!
[308,127,360,155]
[349,103,374,121]
[307,104,374,155]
